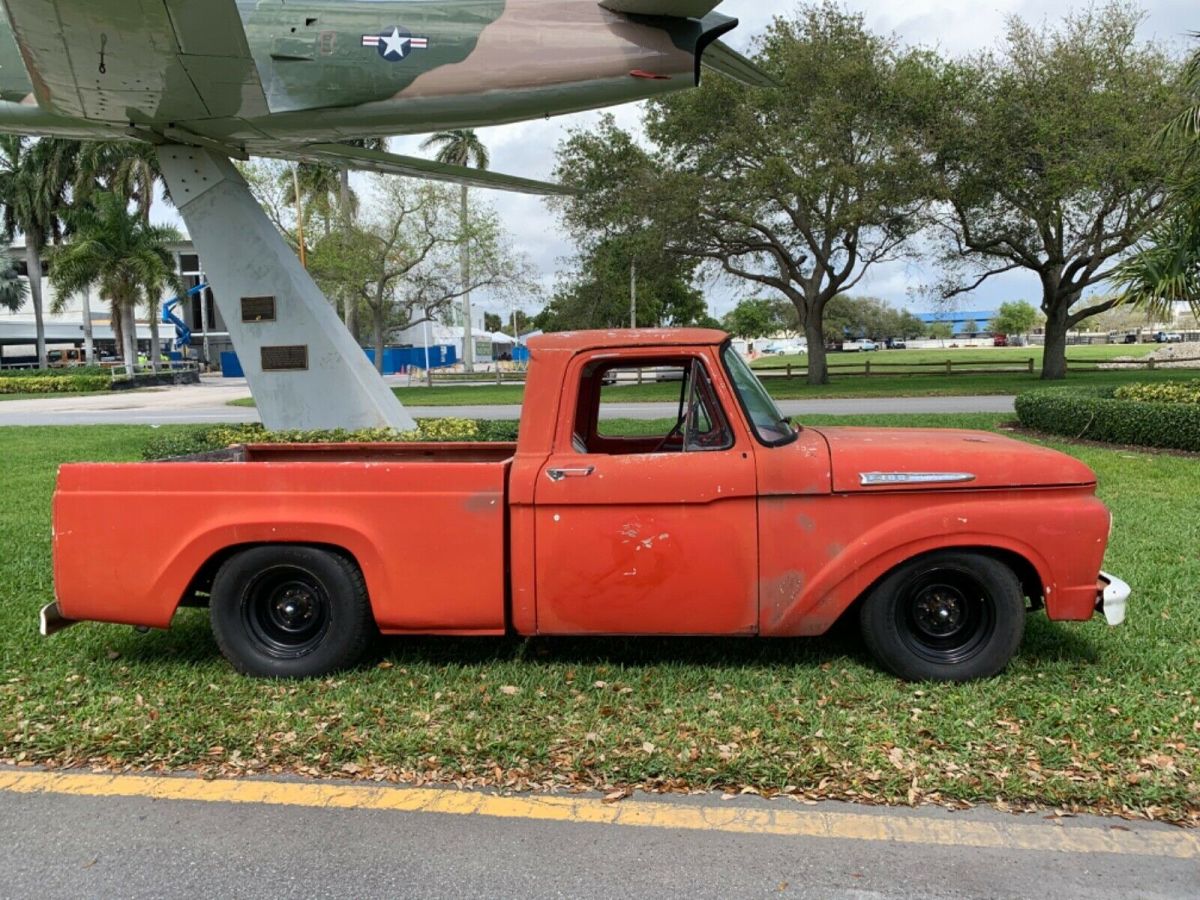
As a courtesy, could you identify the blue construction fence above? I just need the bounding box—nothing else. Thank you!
[221,345,458,378]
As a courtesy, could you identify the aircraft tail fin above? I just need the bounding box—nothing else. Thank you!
[599,1,723,16]
[599,4,775,88]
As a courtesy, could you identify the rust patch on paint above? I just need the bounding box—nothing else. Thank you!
[463,492,502,514]
[826,542,844,559]
[795,514,815,533]
[761,570,806,630]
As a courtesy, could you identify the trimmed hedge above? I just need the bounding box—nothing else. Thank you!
[0,374,110,395]
[1113,380,1200,405]
[1015,387,1200,451]
[142,418,521,461]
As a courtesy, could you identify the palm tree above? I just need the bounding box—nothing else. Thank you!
[420,130,490,372]
[75,141,168,225]
[0,252,27,312]
[279,160,342,241]
[1116,38,1200,317]
[50,193,183,377]
[279,139,386,342]
[0,137,78,369]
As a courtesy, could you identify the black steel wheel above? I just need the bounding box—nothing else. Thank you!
[859,552,1025,682]
[242,567,332,658]
[210,546,374,678]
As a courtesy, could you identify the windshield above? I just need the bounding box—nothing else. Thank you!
[722,343,797,446]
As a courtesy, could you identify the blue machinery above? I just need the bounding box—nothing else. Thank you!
[161,283,207,350]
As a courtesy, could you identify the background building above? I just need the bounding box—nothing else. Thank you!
[0,238,231,367]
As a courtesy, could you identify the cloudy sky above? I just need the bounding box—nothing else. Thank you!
[168,2,1197,322]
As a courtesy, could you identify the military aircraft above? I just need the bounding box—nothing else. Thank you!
[0,0,768,429]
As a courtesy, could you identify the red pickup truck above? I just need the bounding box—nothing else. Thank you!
[43,329,1129,682]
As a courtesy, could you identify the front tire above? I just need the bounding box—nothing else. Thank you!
[859,551,1025,682]
[210,546,374,678]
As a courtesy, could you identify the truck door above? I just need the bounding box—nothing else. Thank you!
[533,353,758,635]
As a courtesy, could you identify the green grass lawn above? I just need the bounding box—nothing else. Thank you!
[752,343,1159,369]
[227,365,1200,409]
[1,420,1197,821]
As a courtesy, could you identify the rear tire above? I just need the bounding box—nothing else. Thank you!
[859,551,1025,682]
[210,546,374,678]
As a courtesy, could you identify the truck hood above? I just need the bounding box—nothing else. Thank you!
[810,427,1097,493]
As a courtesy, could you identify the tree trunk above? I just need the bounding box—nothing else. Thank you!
[339,168,360,344]
[148,293,163,374]
[121,303,137,378]
[25,238,47,369]
[111,300,123,363]
[1040,299,1071,380]
[80,287,94,367]
[460,185,474,373]
[372,303,385,374]
[803,310,829,386]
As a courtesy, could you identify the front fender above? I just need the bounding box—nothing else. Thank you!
[759,490,1110,636]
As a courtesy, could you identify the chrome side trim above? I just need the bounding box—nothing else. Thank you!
[1097,571,1130,627]
[859,472,977,486]
[39,602,78,637]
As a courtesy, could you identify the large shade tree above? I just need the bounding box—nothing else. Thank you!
[536,232,708,331]
[50,192,183,377]
[923,4,1176,379]
[557,4,930,384]
[0,137,78,369]
[309,177,534,375]
[420,129,489,371]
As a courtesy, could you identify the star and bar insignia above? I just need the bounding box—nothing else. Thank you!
[361,26,429,62]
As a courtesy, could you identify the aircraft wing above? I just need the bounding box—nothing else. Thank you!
[1,0,269,122]
[291,143,573,197]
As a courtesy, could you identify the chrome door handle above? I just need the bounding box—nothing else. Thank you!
[547,466,595,482]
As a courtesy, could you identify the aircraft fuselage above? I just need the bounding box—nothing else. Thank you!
[0,0,704,149]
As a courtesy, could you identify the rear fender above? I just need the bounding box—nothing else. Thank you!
[157,521,394,626]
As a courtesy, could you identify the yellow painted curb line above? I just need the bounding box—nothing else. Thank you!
[0,769,1195,859]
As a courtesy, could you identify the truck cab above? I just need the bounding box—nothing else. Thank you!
[44,329,1129,682]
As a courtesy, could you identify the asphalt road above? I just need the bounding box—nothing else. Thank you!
[0,382,1016,426]
[1,772,1195,900]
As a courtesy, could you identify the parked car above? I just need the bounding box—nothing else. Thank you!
[884,338,907,350]
[47,348,87,367]
[992,334,1008,347]
[1155,331,1183,343]
[43,328,1129,683]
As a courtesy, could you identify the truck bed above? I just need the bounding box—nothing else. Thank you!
[170,441,518,464]
[53,443,515,634]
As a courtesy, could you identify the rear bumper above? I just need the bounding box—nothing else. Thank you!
[1096,571,1130,626]
[39,602,78,637]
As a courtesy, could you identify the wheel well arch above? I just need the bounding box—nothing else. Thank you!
[844,545,1046,623]
[178,542,366,609]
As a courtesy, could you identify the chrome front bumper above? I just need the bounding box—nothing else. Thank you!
[39,602,77,637]
[1096,571,1130,626]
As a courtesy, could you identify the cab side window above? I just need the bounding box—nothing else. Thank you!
[572,358,734,455]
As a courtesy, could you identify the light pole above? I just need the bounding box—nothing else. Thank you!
[630,259,637,329]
